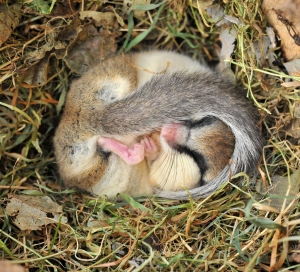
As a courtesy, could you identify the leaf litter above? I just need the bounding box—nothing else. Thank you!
[5,194,67,231]
[0,0,300,271]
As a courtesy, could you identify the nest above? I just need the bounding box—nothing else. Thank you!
[0,0,299,271]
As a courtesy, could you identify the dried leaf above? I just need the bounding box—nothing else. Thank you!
[266,27,276,49]
[79,11,115,25]
[57,19,120,70]
[253,36,270,65]
[288,252,300,263]
[123,0,151,17]
[286,118,300,138]
[26,43,54,63]
[191,0,215,10]
[64,28,119,74]
[217,25,237,80]
[20,17,120,84]
[262,0,300,61]
[256,169,300,211]
[0,3,21,47]
[51,1,74,16]
[206,5,240,79]
[0,261,25,272]
[294,101,300,118]
[284,102,300,140]
[224,14,244,26]
[281,59,300,88]
[283,59,300,76]
[56,18,82,41]
[6,194,67,231]
[219,26,237,61]
[112,8,125,27]
[281,81,300,87]
[21,56,51,86]
[206,5,226,26]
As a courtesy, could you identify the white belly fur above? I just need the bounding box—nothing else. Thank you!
[88,155,153,199]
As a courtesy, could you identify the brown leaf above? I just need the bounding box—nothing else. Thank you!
[0,3,21,46]
[64,28,119,74]
[286,118,300,139]
[219,26,236,62]
[6,194,67,231]
[123,0,151,18]
[20,56,51,86]
[256,168,300,211]
[262,0,300,61]
[79,11,116,25]
[283,59,300,76]
[288,252,300,263]
[282,101,300,139]
[190,0,215,10]
[217,26,236,81]
[25,43,54,63]
[56,18,82,41]
[206,5,226,26]
[51,0,75,17]
[0,261,26,272]
[281,81,300,87]
[295,101,300,118]
[19,16,120,84]
[20,48,67,87]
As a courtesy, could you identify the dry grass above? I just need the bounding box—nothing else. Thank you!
[0,0,300,271]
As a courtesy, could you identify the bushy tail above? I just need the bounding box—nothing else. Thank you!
[95,71,263,199]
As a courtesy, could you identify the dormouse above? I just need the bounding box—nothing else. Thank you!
[98,116,234,192]
[53,50,263,199]
[148,118,235,192]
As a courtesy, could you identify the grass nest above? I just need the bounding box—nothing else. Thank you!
[0,0,300,271]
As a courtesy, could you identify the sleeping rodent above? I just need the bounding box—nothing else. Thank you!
[98,117,234,192]
[147,118,235,192]
[53,50,263,200]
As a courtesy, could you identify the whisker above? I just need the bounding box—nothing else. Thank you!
[161,153,175,189]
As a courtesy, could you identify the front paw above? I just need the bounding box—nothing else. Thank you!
[98,137,145,165]
[141,136,159,162]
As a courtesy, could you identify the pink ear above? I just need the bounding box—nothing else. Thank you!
[98,137,145,165]
[161,123,183,144]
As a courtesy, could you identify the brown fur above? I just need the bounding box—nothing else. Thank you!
[193,121,235,181]
[147,119,234,191]
[54,54,139,190]
[53,50,262,199]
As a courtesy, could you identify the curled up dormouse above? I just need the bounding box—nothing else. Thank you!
[53,50,263,200]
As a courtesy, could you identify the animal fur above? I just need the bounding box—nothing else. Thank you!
[53,51,263,200]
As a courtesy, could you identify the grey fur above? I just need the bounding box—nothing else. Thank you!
[87,70,263,199]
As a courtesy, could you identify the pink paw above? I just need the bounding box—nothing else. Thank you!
[141,136,159,161]
[98,137,145,165]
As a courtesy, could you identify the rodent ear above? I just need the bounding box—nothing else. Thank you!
[96,77,134,103]
[160,123,188,147]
